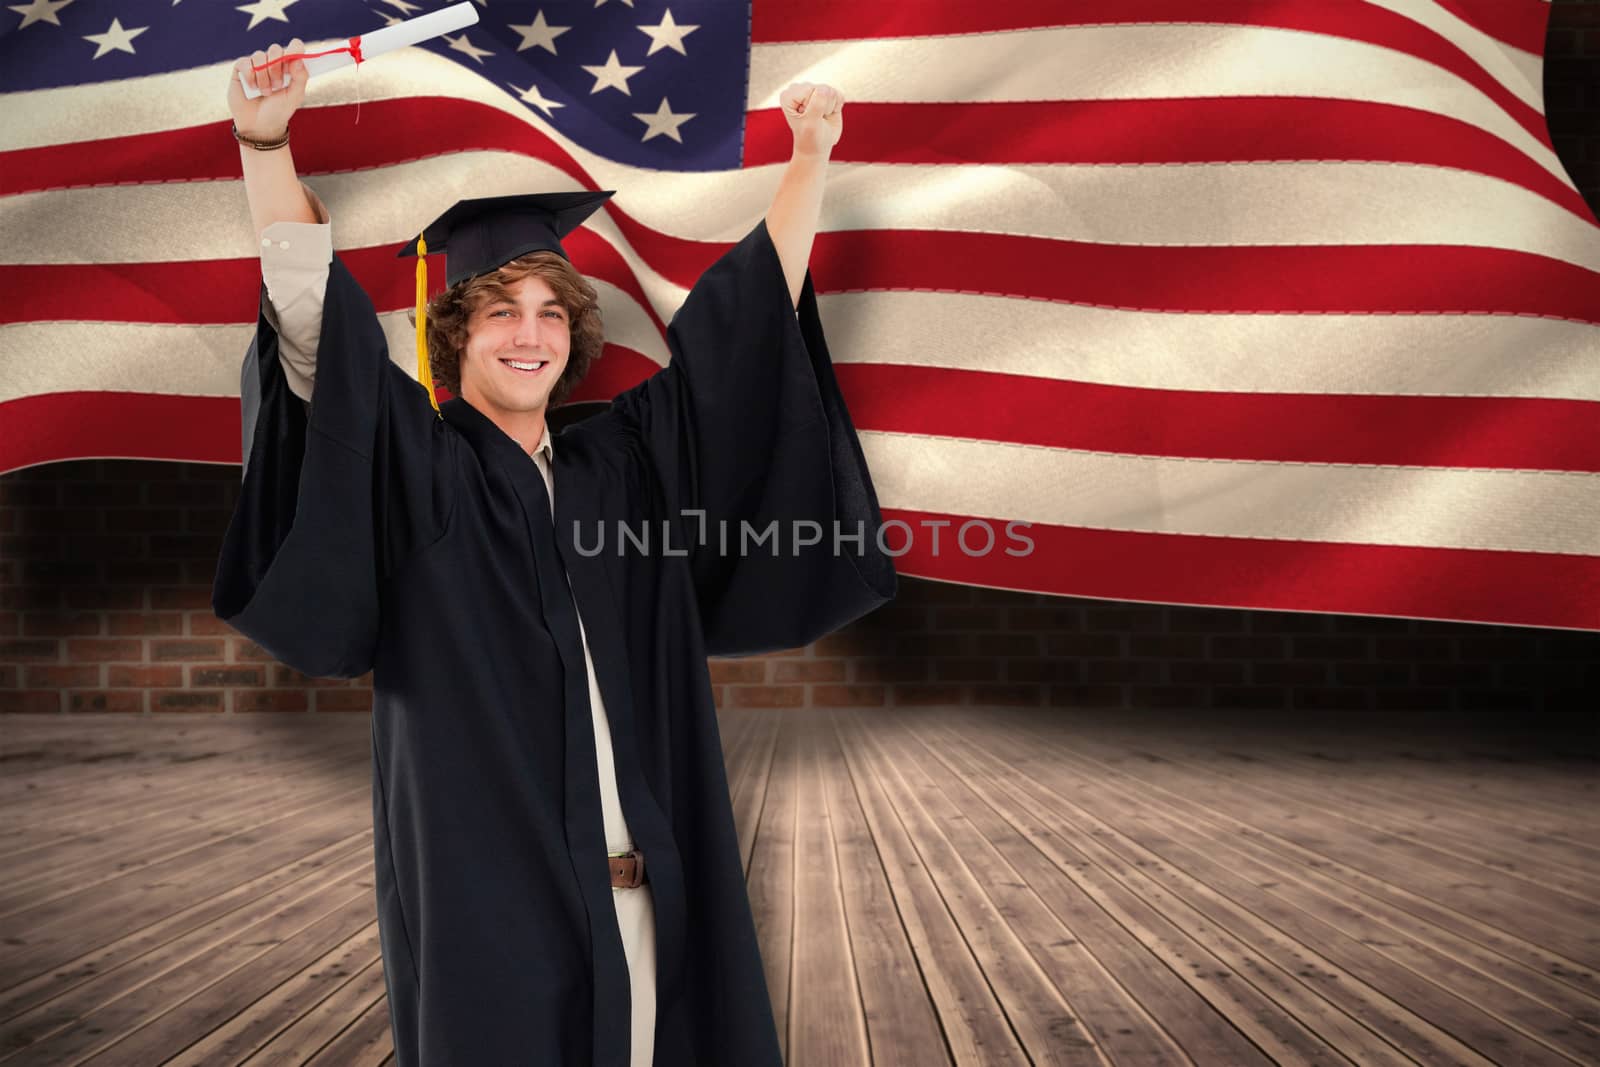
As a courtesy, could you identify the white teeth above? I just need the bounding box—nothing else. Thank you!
[503,359,544,371]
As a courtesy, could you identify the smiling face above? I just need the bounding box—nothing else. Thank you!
[457,275,573,435]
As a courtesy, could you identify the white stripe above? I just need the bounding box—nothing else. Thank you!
[860,431,1600,556]
[819,292,1600,402]
[0,26,1566,189]
[748,25,1569,183]
[0,284,668,406]
[1361,0,1544,108]
[8,154,1597,273]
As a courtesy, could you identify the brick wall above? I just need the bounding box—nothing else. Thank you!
[3,6,1598,716]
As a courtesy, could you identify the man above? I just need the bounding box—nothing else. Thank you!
[212,39,896,1067]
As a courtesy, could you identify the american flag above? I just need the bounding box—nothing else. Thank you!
[2,0,1597,632]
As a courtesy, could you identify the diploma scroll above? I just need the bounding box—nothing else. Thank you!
[238,1,479,100]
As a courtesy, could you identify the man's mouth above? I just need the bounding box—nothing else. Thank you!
[500,358,548,375]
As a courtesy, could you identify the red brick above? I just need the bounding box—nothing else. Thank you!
[1086,660,1162,684]
[1006,606,1082,629]
[1084,606,1166,632]
[727,685,804,708]
[935,658,999,682]
[708,660,767,684]
[1047,685,1122,708]
[1,638,58,661]
[1129,686,1205,709]
[772,659,846,683]
[811,685,886,707]
[1374,637,1453,661]
[1209,635,1286,659]
[932,607,1002,630]
[66,638,142,662]
[974,634,1038,656]
[106,561,181,584]
[230,638,277,661]
[237,689,311,712]
[1213,687,1288,709]
[150,587,213,610]
[893,634,967,657]
[192,614,235,636]
[108,612,183,636]
[151,690,224,712]
[1004,659,1080,684]
[25,665,102,687]
[21,612,102,638]
[1290,688,1372,711]
[150,639,224,661]
[891,684,963,706]
[64,586,142,610]
[1250,662,1327,685]
[1128,635,1206,658]
[108,665,184,687]
[0,690,63,713]
[69,690,143,713]
[852,659,928,683]
[316,690,374,712]
[1044,634,1121,658]
[1169,661,1246,685]
[970,685,1040,707]
[191,666,265,687]
[1333,662,1411,686]
[0,665,15,687]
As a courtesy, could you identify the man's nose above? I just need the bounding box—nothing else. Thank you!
[514,314,546,348]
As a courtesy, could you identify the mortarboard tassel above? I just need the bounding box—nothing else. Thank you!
[414,235,442,416]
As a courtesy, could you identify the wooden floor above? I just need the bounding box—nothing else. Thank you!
[0,709,1595,1066]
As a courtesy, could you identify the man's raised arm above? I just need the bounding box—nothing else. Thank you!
[764,82,845,309]
[228,39,316,237]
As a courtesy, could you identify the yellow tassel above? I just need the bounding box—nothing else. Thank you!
[415,235,441,416]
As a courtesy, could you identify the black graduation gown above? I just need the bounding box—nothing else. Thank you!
[211,219,897,1066]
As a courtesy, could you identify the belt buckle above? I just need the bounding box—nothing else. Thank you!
[610,848,645,889]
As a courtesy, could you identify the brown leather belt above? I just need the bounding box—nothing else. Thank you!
[608,849,646,889]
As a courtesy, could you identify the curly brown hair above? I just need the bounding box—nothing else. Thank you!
[419,251,604,408]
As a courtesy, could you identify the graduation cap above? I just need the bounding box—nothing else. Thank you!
[397,190,615,414]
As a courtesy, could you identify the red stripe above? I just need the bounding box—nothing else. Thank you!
[0,346,657,475]
[1434,0,1550,55]
[7,95,1586,227]
[744,99,1593,223]
[880,507,1600,632]
[748,0,1552,148]
[836,365,1600,473]
[6,229,1597,326]
[0,231,666,334]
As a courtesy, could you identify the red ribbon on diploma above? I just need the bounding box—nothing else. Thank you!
[249,35,365,74]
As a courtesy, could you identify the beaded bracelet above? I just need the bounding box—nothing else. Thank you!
[232,120,290,151]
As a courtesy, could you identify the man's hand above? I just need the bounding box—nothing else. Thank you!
[227,38,309,141]
[779,82,844,158]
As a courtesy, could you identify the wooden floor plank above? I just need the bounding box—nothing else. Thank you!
[815,712,950,1067]
[787,711,872,1066]
[746,708,799,1048]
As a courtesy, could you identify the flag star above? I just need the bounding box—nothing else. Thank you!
[510,81,564,118]
[581,49,643,95]
[10,0,73,29]
[445,32,494,64]
[633,97,694,143]
[82,17,148,58]
[377,0,420,14]
[236,0,297,32]
[636,9,697,57]
[378,13,403,27]
[594,0,633,7]
[508,10,568,54]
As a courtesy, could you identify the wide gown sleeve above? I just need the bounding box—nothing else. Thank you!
[211,254,454,678]
[608,219,897,656]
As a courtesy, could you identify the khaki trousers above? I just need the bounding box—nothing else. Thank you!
[613,881,657,1066]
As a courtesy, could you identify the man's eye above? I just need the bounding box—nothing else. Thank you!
[491,310,512,318]
[543,311,564,320]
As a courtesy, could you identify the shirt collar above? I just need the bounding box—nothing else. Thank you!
[535,423,553,463]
